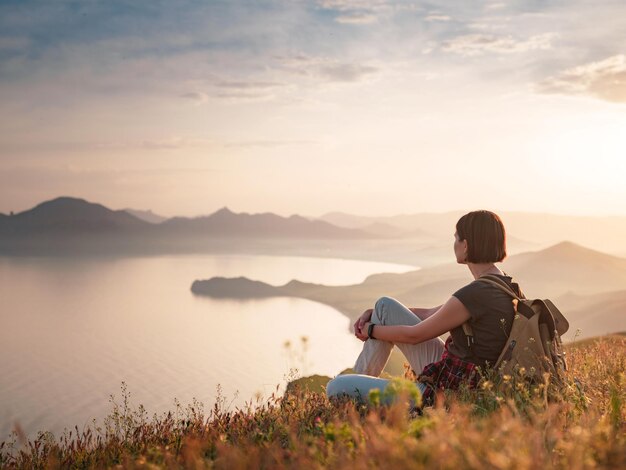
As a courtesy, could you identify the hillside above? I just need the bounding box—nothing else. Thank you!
[2,336,623,468]
[555,289,626,340]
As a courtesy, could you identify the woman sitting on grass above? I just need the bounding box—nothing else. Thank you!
[326,210,523,407]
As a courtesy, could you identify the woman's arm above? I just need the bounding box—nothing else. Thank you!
[363,297,471,344]
[409,305,442,321]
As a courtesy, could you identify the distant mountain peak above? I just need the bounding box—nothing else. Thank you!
[35,196,90,208]
[549,240,579,249]
[5,196,149,232]
[519,240,626,265]
[542,240,594,256]
[212,207,235,216]
[27,196,110,215]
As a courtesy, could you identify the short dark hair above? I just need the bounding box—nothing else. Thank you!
[456,210,507,263]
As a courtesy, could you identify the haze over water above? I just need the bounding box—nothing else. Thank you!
[0,254,414,441]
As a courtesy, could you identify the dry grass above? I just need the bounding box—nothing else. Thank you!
[1,336,624,469]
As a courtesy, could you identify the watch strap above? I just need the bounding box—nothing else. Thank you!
[367,323,376,339]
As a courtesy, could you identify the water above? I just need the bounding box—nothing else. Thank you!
[0,254,415,441]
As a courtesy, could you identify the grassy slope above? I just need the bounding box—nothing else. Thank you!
[1,336,624,469]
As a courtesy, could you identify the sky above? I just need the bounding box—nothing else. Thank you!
[0,0,625,218]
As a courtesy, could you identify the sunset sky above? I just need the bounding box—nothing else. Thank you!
[1,0,625,218]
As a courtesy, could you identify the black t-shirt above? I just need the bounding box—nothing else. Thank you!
[448,274,522,368]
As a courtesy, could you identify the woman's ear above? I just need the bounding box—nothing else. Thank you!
[462,240,468,262]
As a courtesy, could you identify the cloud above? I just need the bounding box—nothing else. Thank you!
[223,139,316,148]
[316,0,388,12]
[441,33,557,56]
[98,137,222,151]
[210,79,287,102]
[211,91,277,102]
[0,137,218,154]
[275,54,379,83]
[213,80,284,90]
[467,16,511,31]
[485,2,507,10]
[316,0,389,24]
[425,14,451,22]
[317,63,378,82]
[334,12,378,24]
[180,91,209,104]
[536,55,626,103]
[181,79,288,104]
[0,36,30,51]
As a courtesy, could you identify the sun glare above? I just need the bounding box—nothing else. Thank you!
[532,111,626,190]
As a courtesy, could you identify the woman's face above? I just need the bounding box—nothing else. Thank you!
[453,232,468,264]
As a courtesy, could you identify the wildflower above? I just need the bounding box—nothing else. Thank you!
[482,380,494,391]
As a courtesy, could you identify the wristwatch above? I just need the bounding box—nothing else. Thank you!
[367,323,376,339]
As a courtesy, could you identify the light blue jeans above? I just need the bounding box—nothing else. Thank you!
[326,373,427,408]
[326,296,445,406]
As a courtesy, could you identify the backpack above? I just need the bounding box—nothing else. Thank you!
[461,274,570,385]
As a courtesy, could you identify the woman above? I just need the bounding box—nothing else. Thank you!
[326,210,523,406]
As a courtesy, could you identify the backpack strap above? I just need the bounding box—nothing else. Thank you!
[461,274,522,363]
[475,274,523,300]
[460,322,481,369]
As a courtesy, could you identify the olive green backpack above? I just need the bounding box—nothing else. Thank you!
[462,274,570,384]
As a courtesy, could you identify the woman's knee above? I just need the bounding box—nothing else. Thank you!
[326,374,390,402]
[374,296,401,321]
[326,375,371,401]
[326,375,351,398]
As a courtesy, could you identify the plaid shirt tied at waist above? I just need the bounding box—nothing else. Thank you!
[417,336,480,406]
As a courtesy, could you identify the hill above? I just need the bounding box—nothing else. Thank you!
[555,289,626,340]
[501,241,626,296]
[0,197,150,235]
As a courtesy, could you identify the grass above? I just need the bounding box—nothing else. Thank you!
[1,335,624,469]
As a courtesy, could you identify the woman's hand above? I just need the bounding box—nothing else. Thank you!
[354,309,373,341]
[355,323,371,342]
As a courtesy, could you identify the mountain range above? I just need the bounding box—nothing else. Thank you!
[0,197,377,255]
[2,197,626,265]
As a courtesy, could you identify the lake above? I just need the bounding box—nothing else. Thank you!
[0,254,415,441]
